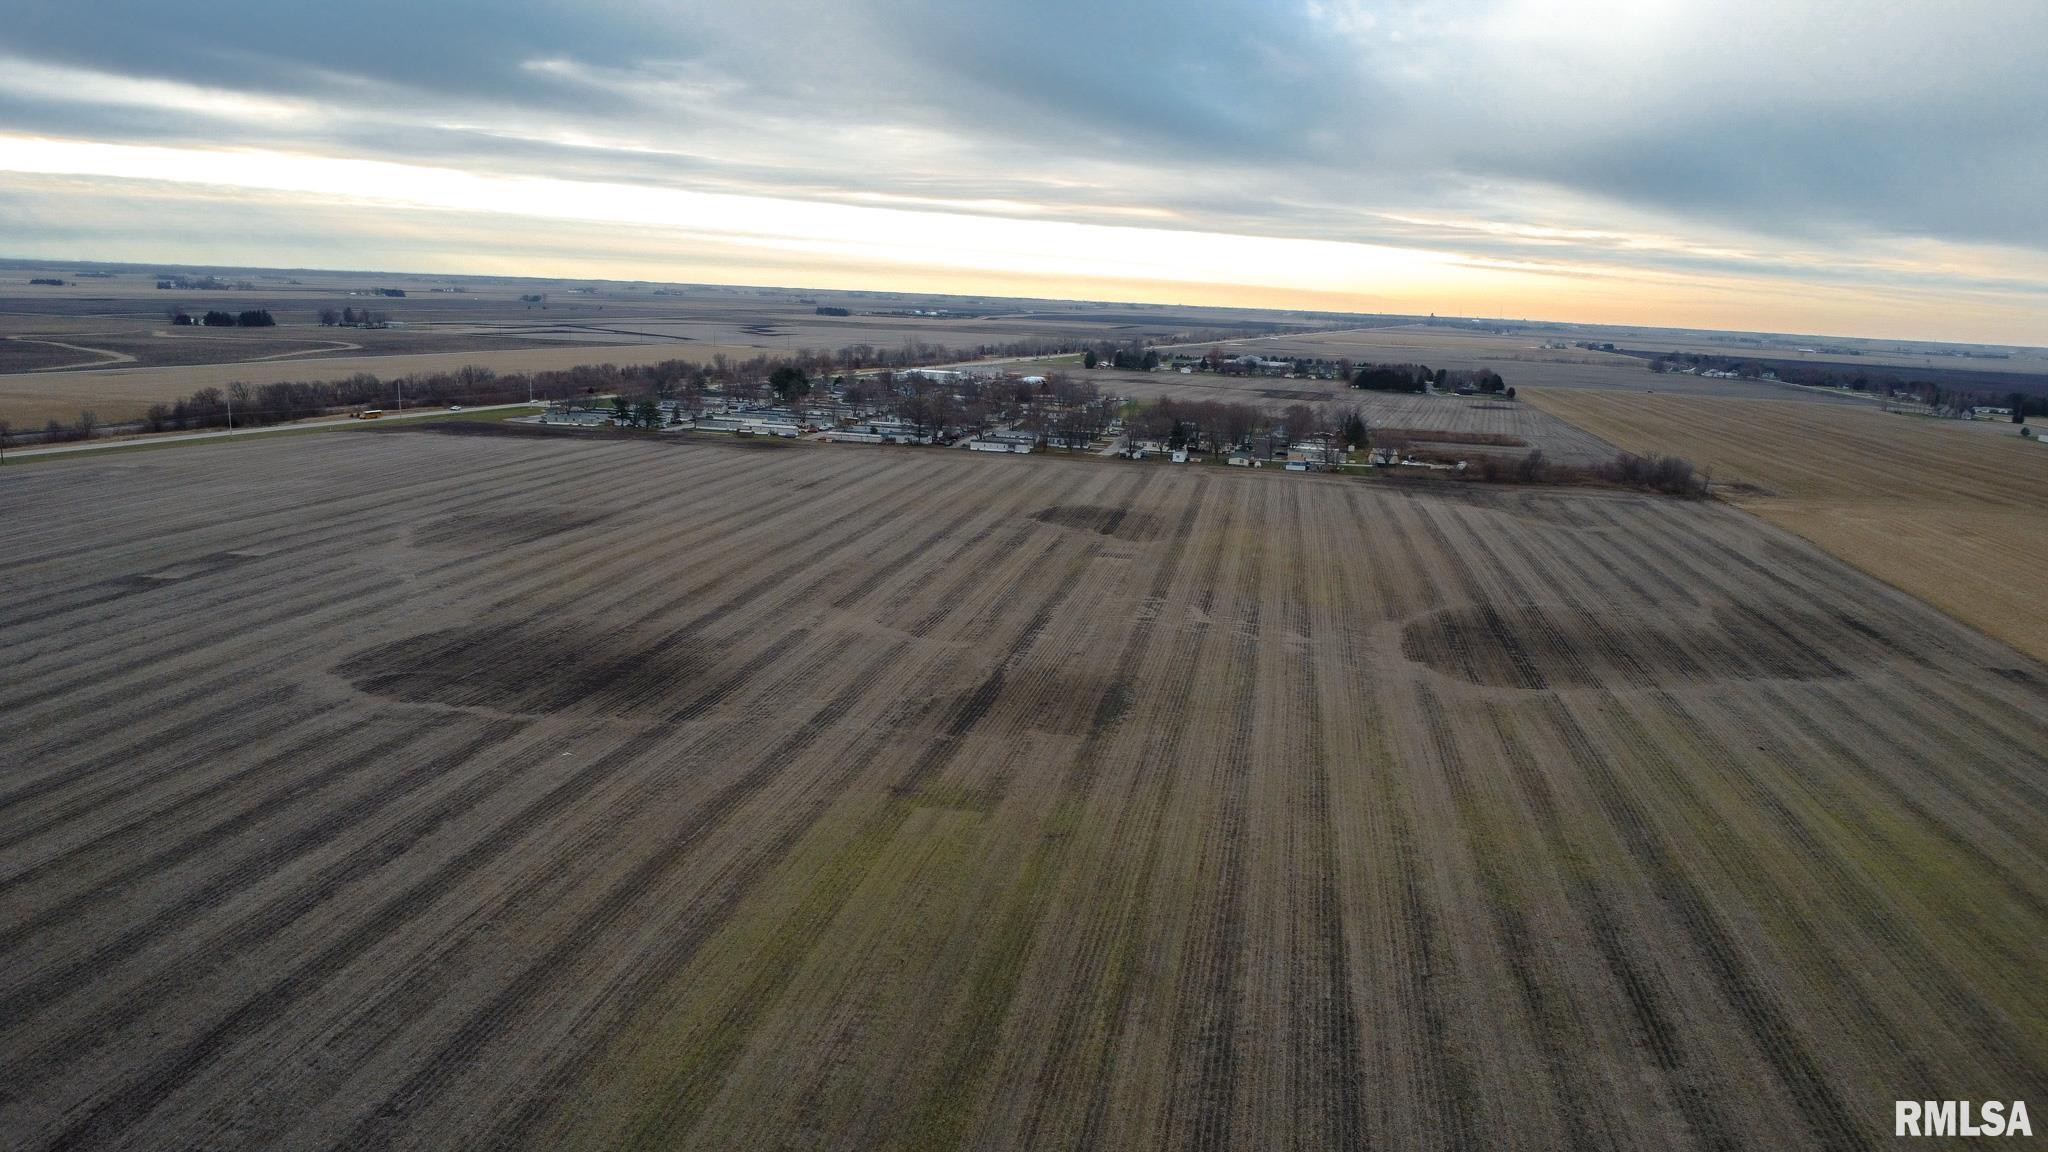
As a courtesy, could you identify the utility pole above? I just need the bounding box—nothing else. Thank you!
[226,388,233,433]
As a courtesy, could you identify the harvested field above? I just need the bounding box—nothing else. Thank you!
[0,342,711,425]
[1379,428,1527,448]
[1102,368,1616,463]
[2,431,2045,1150]
[1526,389,2048,664]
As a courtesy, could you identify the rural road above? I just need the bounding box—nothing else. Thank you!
[4,402,540,460]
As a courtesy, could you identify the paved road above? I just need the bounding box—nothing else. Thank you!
[5,403,540,461]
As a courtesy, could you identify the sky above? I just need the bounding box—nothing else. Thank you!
[2,0,2045,344]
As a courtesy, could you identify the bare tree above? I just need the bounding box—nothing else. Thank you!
[1282,403,1317,443]
[1219,403,1257,451]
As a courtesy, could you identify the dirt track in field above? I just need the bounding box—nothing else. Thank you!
[2,431,2044,1150]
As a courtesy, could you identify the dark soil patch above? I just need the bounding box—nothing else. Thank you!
[1379,428,1528,448]
[1258,388,1331,401]
[1715,480,1776,497]
[0,338,108,372]
[1032,504,1163,542]
[339,623,703,716]
[401,420,585,440]
[103,550,262,595]
[1403,603,1849,689]
[1026,671,1123,736]
[414,508,602,549]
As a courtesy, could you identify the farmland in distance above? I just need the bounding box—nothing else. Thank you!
[2,430,2044,1149]
[0,263,1338,424]
[1525,389,2048,665]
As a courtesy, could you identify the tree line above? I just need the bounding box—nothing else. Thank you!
[169,309,275,327]
[1123,396,1370,454]
[1460,449,1708,496]
[1352,362,1509,395]
[318,307,392,326]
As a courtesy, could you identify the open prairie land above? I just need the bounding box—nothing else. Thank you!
[2,430,2044,1150]
[1526,389,2048,664]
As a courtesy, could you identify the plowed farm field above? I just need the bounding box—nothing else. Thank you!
[2,429,2044,1150]
[1525,389,2048,665]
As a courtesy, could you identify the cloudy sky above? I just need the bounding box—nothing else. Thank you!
[3,0,2045,342]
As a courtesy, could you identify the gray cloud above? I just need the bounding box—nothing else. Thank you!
[4,0,2047,315]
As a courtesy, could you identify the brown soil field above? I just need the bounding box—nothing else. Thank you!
[1165,325,1894,402]
[3,429,2044,1149]
[0,330,582,376]
[1526,389,2048,665]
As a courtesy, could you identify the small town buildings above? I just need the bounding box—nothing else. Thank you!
[826,419,928,444]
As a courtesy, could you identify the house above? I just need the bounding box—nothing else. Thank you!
[1973,406,2014,421]
[968,437,1031,453]
[698,413,801,436]
[840,420,929,444]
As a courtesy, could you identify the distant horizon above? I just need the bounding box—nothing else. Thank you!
[7,251,2042,355]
